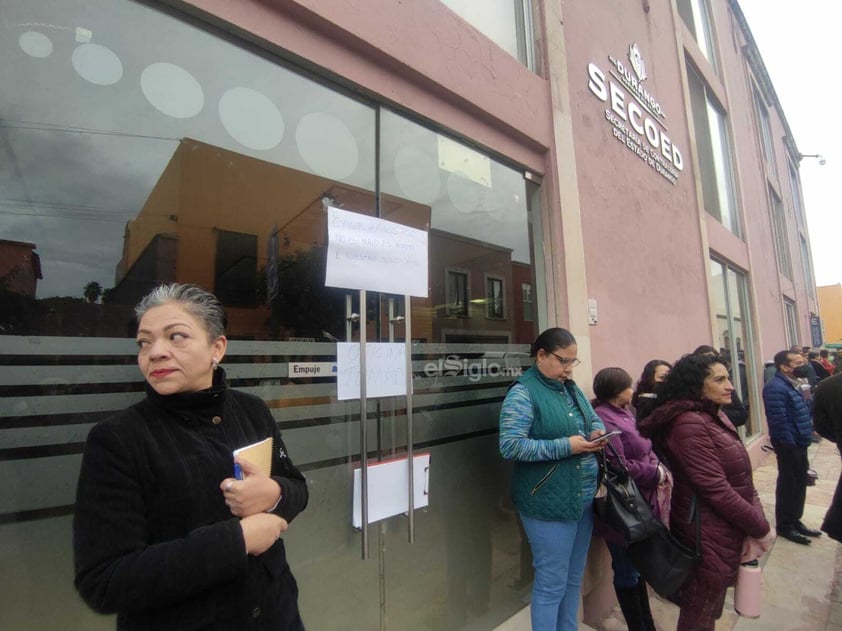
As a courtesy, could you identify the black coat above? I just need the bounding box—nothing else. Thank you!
[815,373,842,541]
[814,373,842,444]
[73,373,308,630]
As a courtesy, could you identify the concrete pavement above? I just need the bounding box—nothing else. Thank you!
[496,438,842,630]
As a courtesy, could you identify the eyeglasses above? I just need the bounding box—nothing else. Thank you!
[550,351,581,367]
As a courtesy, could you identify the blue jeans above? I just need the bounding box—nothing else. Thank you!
[520,503,594,631]
[606,540,640,589]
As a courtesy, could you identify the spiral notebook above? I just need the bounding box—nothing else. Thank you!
[233,437,273,476]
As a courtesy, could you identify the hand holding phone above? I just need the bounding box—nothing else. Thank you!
[589,430,622,444]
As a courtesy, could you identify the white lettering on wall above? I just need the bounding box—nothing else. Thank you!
[586,52,685,184]
[588,63,608,100]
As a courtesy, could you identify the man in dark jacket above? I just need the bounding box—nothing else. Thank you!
[814,372,842,541]
[809,351,831,382]
[762,350,821,544]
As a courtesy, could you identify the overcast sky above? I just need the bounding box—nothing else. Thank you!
[738,0,841,288]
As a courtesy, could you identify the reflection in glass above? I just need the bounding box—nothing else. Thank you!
[141,62,205,119]
[19,30,53,58]
[1,0,541,628]
[71,43,124,86]
[296,112,359,180]
[379,108,538,627]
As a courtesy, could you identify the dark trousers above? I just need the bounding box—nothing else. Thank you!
[774,442,809,529]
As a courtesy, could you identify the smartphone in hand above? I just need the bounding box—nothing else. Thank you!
[589,430,622,444]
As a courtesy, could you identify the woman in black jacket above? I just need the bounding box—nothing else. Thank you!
[631,359,671,423]
[73,283,308,630]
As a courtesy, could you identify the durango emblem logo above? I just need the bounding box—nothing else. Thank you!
[629,43,647,82]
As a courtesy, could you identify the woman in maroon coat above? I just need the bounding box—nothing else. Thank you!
[638,354,774,631]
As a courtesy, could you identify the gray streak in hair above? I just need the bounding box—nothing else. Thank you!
[134,283,227,340]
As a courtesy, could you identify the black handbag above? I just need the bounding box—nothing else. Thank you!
[593,442,662,544]
[627,495,701,599]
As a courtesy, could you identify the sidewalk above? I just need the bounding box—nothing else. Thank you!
[496,439,842,631]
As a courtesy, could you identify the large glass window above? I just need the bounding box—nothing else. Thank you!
[440,0,535,69]
[800,236,816,300]
[688,65,740,236]
[753,89,777,173]
[710,259,759,435]
[789,161,807,229]
[0,1,541,629]
[677,0,718,69]
[769,189,793,280]
[784,299,799,347]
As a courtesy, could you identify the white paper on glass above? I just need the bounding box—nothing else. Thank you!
[336,342,407,400]
[352,453,431,528]
[325,206,429,297]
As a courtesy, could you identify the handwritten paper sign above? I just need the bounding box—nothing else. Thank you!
[336,342,407,400]
[352,453,431,528]
[325,206,429,298]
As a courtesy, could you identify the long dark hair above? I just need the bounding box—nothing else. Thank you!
[655,353,725,405]
[632,359,671,406]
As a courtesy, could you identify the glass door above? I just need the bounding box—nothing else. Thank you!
[374,110,539,629]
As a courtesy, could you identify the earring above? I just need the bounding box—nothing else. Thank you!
[212,359,219,370]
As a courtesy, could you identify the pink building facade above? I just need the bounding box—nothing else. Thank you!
[0,0,818,628]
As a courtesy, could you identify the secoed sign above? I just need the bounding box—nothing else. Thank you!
[587,43,684,185]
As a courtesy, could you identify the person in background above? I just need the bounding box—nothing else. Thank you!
[631,360,672,423]
[833,350,842,375]
[74,284,309,630]
[792,345,818,397]
[809,351,831,382]
[763,360,777,384]
[592,367,669,631]
[692,345,748,427]
[813,372,842,541]
[499,327,606,631]
[639,354,773,631]
[819,349,835,376]
[762,349,821,545]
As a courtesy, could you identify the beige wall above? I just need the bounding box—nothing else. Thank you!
[819,284,842,348]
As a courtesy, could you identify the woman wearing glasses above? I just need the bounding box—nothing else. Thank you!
[499,327,606,630]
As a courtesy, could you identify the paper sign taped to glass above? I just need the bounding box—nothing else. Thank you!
[336,341,408,400]
[324,206,429,298]
[352,453,430,528]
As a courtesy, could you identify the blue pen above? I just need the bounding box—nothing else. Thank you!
[233,462,243,480]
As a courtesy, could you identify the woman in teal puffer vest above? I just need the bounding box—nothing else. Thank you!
[500,328,606,631]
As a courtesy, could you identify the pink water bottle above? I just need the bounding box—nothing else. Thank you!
[734,559,762,618]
